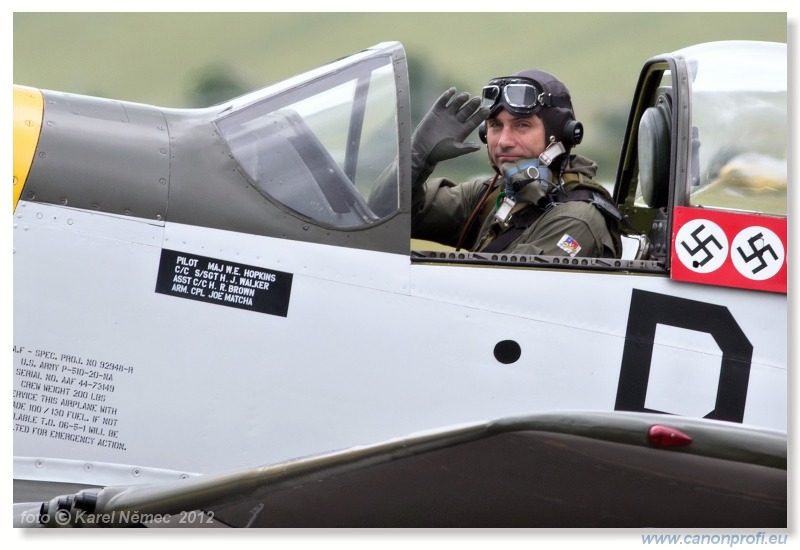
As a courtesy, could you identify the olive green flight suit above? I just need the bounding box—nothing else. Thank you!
[412,154,619,258]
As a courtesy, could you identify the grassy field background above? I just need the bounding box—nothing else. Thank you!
[13,12,788,184]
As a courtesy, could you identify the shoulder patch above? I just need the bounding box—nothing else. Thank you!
[557,234,582,256]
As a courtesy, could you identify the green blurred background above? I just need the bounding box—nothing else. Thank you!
[13,12,787,185]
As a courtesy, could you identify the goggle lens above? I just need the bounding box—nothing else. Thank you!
[481,85,501,107]
[503,83,540,109]
[481,78,544,115]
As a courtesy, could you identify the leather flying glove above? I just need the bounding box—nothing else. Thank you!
[411,87,489,188]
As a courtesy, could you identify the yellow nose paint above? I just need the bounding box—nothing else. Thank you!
[13,85,44,211]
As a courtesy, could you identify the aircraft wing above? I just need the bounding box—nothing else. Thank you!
[15,411,786,528]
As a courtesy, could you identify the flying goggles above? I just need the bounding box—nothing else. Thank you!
[481,76,572,116]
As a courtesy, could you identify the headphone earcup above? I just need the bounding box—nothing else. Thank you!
[563,119,584,146]
[479,121,487,144]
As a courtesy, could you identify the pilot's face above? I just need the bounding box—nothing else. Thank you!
[485,110,546,169]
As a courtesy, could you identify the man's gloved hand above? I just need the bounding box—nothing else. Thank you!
[411,87,489,187]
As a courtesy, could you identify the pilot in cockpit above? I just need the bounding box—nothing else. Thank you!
[408,69,621,258]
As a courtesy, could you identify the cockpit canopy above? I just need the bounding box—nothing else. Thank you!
[683,41,787,216]
[215,47,401,229]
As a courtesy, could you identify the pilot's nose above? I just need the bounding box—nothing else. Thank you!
[496,126,516,149]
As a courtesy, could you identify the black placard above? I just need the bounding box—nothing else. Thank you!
[155,249,293,317]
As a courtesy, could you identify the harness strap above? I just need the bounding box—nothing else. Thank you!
[456,174,500,251]
[560,188,638,233]
[481,206,545,253]
[482,187,629,254]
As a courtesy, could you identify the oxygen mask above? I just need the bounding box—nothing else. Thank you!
[493,141,564,227]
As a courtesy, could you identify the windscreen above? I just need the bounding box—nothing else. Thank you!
[216,56,400,228]
[684,42,787,216]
